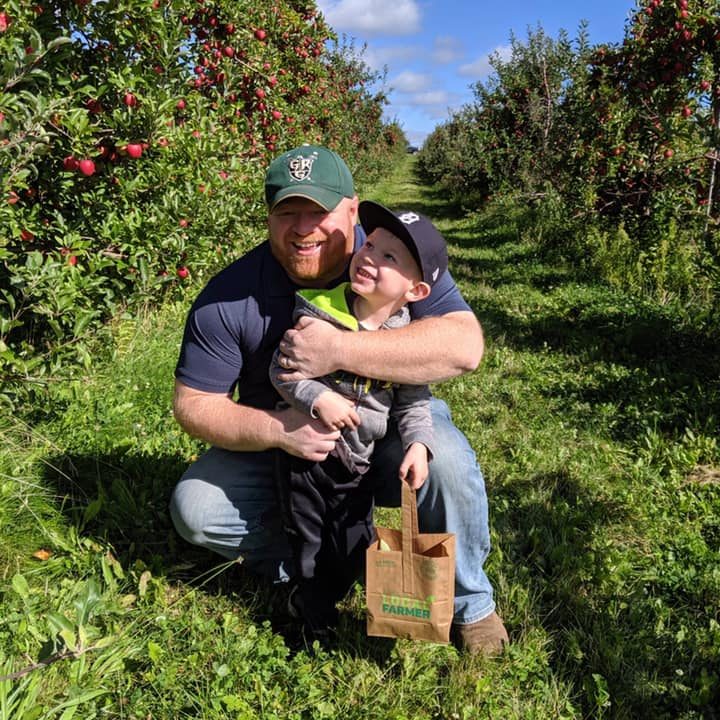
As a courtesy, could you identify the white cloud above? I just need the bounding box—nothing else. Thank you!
[459,44,512,78]
[390,70,432,93]
[316,0,421,36]
[432,36,464,65]
[386,88,463,127]
[363,45,419,71]
[409,90,453,106]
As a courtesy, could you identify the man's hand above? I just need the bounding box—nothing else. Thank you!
[312,390,361,431]
[278,316,342,380]
[273,405,341,462]
[398,442,429,490]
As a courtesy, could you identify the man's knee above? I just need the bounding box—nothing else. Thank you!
[425,399,482,488]
[169,476,211,545]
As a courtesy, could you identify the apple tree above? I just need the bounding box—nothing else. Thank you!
[0,0,404,402]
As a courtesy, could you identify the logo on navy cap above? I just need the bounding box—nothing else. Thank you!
[399,212,420,225]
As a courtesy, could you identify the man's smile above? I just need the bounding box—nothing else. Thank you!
[291,241,323,254]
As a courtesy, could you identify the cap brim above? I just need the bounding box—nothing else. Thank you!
[269,186,343,212]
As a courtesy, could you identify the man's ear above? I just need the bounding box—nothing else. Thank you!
[405,280,431,303]
[349,194,359,223]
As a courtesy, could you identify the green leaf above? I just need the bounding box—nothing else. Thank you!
[46,611,75,635]
[83,497,103,525]
[73,579,101,625]
[59,628,77,652]
[48,688,108,716]
[147,640,163,664]
[11,573,29,600]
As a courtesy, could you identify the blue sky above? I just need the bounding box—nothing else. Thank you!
[316,0,638,146]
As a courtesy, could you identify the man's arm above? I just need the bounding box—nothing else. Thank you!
[280,310,483,385]
[173,380,340,462]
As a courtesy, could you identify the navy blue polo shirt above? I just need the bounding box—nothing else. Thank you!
[175,226,471,409]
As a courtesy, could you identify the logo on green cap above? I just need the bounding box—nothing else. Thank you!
[288,152,317,181]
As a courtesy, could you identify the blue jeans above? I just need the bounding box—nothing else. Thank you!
[169,398,496,625]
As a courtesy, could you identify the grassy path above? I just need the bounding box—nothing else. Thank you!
[1,157,718,718]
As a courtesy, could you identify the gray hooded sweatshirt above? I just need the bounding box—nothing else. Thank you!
[269,283,433,475]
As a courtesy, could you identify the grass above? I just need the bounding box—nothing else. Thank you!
[1,156,719,718]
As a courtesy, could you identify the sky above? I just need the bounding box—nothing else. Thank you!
[315,0,638,147]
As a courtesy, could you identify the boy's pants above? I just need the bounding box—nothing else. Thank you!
[275,452,375,631]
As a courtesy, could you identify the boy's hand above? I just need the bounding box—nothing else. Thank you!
[312,391,361,431]
[398,442,429,489]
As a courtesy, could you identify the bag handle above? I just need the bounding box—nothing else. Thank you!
[401,482,419,594]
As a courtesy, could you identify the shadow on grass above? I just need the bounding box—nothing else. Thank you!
[416,193,720,713]
[476,284,719,442]
[40,449,398,663]
[42,450,190,565]
[494,468,719,717]
[441,206,720,443]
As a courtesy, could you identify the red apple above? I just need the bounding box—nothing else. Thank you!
[123,92,137,107]
[125,143,143,159]
[177,266,189,279]
[254,29,267,41]
[0,12,9,32]
[179,218,188,227]
[20,228,34,241]
[255,88,266,100]
[176,98,186,110]
[68,255,78,266]
[663,148,674,159]
[79,158,96,176]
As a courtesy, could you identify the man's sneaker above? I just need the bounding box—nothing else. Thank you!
[451,612,509,656]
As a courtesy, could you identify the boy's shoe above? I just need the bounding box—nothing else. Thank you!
[287,583,335,646]
[286,582,303,620]
[451,612,509,656]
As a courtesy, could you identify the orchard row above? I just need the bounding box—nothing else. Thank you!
[418,0,719,315]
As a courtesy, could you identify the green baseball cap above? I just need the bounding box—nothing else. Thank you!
[265,145,355,211]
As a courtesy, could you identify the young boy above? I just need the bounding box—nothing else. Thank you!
[270,200,449,640]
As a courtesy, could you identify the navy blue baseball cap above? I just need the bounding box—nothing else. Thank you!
[358,200,448,287]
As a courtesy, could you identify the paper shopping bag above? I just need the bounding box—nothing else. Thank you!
[366,483,455,643]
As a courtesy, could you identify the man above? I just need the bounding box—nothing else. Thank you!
[170,144,509,655]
